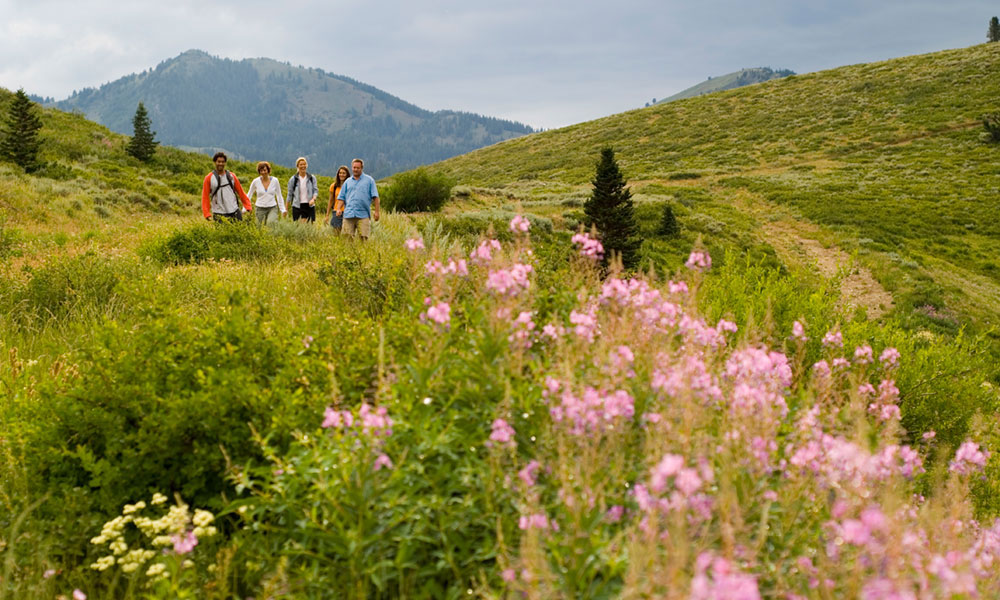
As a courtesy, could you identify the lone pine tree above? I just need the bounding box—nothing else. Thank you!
[584,147,641,270]
[989,17,1000,42]
[126,102,158,162]
[658,203,680,238]
[0,89,43,172]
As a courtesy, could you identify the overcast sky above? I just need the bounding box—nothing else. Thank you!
[0,0,995,130]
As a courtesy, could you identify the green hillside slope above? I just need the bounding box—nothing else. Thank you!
[52,50,533,178]
[430,43,1000,335]
[656,67,795,104]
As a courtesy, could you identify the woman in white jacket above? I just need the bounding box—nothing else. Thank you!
[247,161,286,225]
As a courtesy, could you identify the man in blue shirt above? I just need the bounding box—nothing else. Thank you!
[337,158,380,240]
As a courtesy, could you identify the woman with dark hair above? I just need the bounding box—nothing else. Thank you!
[247,161,286,225]
[326,165,350,231]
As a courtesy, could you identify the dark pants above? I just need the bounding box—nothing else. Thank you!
[293,205,316,222]
[213,210,242,223]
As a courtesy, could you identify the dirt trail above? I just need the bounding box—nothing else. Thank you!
[726,189,894,320]
[762,220,893,319]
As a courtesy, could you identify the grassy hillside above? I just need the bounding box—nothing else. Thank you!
[428,43,1000,337]
[656,67,795,104]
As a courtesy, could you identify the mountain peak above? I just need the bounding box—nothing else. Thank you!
[53,53,533,177]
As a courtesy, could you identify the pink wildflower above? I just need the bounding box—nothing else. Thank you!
[172,531,198,554]
[489,418,516,447]
[690,553,760,600]
[822,329,843,349]
[571,232,604,259]
[373,453,394,471]
[950,441,990,474]
[541,323,565,339]
[860,578,915,600]
[880,347,901,368]
[518,460,542,487]
[322,406,346,428]
[569,306,598,342]
[508,311,536,348]
[485,264,533,296]
[685,250,712,271]
[791,320,808,342]
[518,513,551,530]
[650,454,685,493]
[854,344,873,364]
[606,505,625,522]
[812,360,831,378]
[470,239,502,263]
[73,591,87,600]
[404,236,425,251]
[358,403,393,437]
[668,280,689,294]
[509,214,531,233]
[422,301,451,325]
[501,568,516,582]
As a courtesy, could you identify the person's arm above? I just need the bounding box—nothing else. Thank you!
[201,174,213,220]
[371,178,380,221]
[373,195,380,222]
[309,175,318,206]
[245,178,257,205]
[233,174,252,211]
[275,180,286,216]
[327,187,335,217]
[337,182,347,216]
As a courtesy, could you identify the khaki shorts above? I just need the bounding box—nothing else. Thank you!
[342,217,371,238]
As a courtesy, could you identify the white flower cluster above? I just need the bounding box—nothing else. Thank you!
[89,493,218,582]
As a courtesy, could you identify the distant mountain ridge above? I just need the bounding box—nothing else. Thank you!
[651,67,795,105]
[51,50,533,177]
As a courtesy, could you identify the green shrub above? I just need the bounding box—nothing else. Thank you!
[142,221,290,265]
[381,168,454,213]
[15,252,132,321]
[27,294,338,521]
[0,220,21,258]
[316,244,412,318]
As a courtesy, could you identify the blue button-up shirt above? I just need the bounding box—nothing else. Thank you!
[338,173,379,219]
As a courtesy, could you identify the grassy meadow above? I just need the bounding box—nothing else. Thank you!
[1,43,1000,599]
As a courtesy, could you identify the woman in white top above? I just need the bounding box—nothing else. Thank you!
[247,161,286,225]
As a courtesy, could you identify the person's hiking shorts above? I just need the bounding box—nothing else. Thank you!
[256,205,281,225]
[292,205,316,222]
[342,217,370,239]
[213,210,242,223]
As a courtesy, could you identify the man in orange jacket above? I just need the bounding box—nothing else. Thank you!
[201,152,252,221]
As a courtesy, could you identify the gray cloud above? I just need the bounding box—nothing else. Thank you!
[0,0,994,129]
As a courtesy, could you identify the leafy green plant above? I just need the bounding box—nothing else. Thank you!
[380,168,454,213]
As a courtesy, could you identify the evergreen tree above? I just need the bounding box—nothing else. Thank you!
[126,102,158,161]
[658,203,680,238]
[989,17,1000,42]
[983,113,1000,142]
[0,89,43,172]
[584,147,641,270]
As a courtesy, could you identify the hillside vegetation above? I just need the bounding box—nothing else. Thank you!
[52,50,533,178]
[430,43,1000,339]
[2,46,1000,599]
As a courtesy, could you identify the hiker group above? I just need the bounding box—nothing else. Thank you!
[201,153,380,239]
